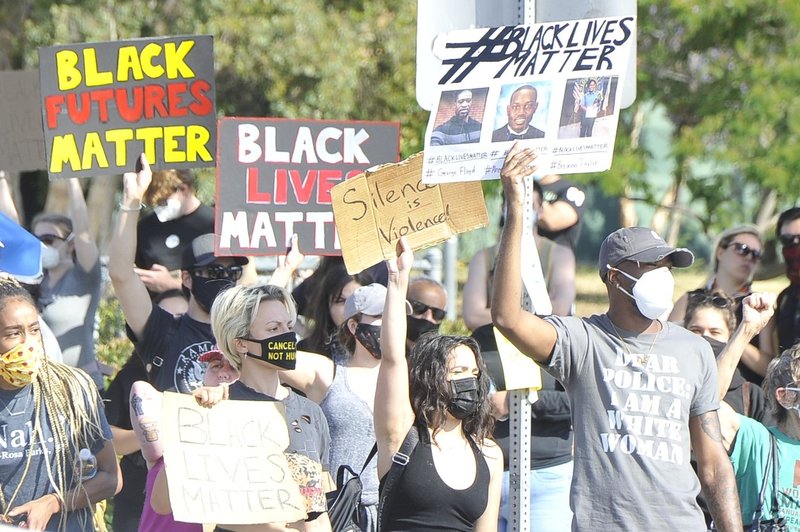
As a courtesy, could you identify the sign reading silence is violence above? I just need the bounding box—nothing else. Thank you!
[215,118,400,256]
[38,35,216,179]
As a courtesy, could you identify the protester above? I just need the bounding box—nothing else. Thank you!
[683,289,774,424]
[669,224,770,383]
[108,154,247,393]
[0,277,119,530]
[134,168,215,296]
[762,207,800,358]
[210,283,332,530]
[376,237,502,531]
[430,89,482,145]
[405,277,447,352]
[491,145,742,530]
[710,293,800,530]
[297,263,369,360]
[282,282,390,531]
[462,183,573,531]
[0,175,103,387]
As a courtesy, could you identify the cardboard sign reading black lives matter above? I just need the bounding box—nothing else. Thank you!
[216,118,400,256]
[38,35,216,179]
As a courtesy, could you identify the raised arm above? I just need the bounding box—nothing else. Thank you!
[279,349,334,404]
[374,237,415,478]
[268,233,304,289]
[108,154,153,339]
[462,247,493,330]
[716,293,775,400]
[67,178,100,272]
[538,196,579,233]
[491,145,557,364]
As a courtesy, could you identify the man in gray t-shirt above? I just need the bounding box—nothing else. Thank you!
[491,145,742,531]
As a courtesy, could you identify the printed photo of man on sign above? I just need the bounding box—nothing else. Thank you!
[215,117,400,257]
[38,35,216,179]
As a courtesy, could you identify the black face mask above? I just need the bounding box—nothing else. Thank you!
[406,316,440,342]
[244,330,297,370]
[354,323,382,359]
[191,275,234,312]
[448,377,480,420]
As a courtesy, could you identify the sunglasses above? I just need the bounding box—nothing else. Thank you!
[780,234,800,248]
[192,264,243,281]
[37,234,67,246]
[408,299,446,321]
[687,291,733,309]
[724,242,762,261]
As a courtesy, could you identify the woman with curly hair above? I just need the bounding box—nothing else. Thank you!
[0,277,118,530]
[375,237,502,531]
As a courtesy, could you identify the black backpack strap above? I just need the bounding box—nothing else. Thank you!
[360,443,377,475]
[769,433,781,520]
[378,425,419,530]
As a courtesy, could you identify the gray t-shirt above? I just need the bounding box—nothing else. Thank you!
[0,381,112,531]
[543,314,718,531]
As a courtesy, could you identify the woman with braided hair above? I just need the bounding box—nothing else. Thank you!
[0,277,119,530]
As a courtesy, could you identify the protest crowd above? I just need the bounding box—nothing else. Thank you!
[1,14,800,532]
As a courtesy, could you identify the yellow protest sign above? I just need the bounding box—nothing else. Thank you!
[161,392,306,525]
[331,151,488,274]
[493,327,542,391]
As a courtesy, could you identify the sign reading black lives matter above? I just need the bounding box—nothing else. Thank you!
[422,17,635,183]
[216,118,400,256]
[38,35,216,179]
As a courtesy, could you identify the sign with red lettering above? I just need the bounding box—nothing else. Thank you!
[215,117,400,256]
[38,35,216,179]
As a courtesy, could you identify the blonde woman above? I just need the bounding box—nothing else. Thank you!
[0,278,119,530]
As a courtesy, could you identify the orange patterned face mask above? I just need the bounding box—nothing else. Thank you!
[0,338,43,388]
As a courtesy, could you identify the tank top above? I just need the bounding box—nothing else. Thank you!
[320,364,379,505]
[384,426,490,531]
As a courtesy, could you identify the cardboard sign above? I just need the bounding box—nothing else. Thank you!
[421,16,636,182]
[38,35,216,179]
[215,117,400,256]
[161,392,305,525]
[331,151,488,274]
[0,71,47,171]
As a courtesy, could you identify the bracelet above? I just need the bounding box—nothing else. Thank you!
[119,201,143,212]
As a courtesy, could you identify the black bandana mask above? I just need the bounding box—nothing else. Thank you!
[448,377,480,420]
[244,331,297,370]
[191,275,234,312]
[406,316,440,342]
[355,323,382,359]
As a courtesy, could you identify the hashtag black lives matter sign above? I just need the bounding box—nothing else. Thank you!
[421,17,636,184]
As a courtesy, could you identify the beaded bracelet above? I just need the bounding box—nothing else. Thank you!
[119,201,143,212]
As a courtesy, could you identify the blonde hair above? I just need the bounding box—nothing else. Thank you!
[0,280,104,530]
[210,284,297,370]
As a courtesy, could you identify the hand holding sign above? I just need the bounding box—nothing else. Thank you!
[499,144,538,206]
[122,153,152,206]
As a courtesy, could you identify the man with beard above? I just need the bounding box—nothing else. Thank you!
[492,85,545,142]
[109,154,247,393]
[430,89,483,145]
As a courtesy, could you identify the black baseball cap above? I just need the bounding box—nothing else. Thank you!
[598,227,694,278]
[181,234,248,270]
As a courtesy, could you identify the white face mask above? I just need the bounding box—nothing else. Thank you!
[40,245,60,270]
[611,266,674,320]
[154,197,182,223]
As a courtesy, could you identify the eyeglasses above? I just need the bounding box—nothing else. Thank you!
[780,234,800,248]
[192,264,243,281]
[37,234,67,246]
[784,386,800,394]
[724,242,762,261]
[408,299,446,322]
[687,290,733,309]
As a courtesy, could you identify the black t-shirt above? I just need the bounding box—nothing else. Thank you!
[103,358,149,511]
[135,203,215,270]
[537,178,586,252]
[137,306,215,393]
[777,284,800,354]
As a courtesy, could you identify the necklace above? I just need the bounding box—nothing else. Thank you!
[609,320,661,367]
